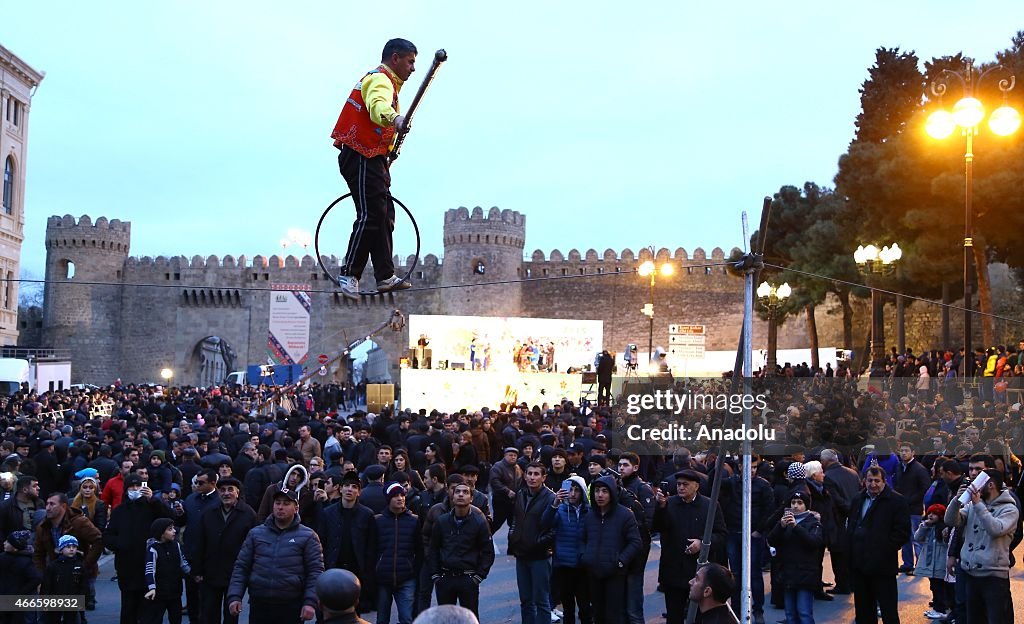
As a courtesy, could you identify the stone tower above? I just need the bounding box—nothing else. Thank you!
[43,215,130,383]
[441,207,525,316]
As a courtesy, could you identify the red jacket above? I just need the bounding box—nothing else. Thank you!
[330,66,399,158]
[101,473,124,509]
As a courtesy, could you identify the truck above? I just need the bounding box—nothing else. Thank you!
[224,363,304,387]
[0,358,72,395]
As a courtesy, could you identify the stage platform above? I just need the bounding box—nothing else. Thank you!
[399,369,588,412]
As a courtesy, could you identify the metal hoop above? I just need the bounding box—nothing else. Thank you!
[314,193,421,289]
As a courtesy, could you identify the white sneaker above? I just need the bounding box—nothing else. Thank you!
[924,610,949,620]
[339,276,359,300]
[550,611,561,622]
[552,609,563,619]
[376,275,412,292]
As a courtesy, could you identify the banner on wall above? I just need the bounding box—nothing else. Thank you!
[268,284,311,365]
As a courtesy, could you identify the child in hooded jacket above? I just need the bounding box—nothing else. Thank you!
[0,531,43,624]
[914,504,953,620]
[142,518,191,624]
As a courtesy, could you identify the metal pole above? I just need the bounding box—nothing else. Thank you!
[963,130,974,389]
[648,273,655,364]
[766,304,777,376]
[741,253,755,623]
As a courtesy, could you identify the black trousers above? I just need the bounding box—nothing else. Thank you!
[201,584,237,624]
[492,501,514,534]
[184,576,200,622]
[553,566,592,624]
[829,547,852,591]
[589,574,626,624]
[119,590,146,624]
[140,596,182,624]
[337,147,395,282]
[598,379,612,405]
[852,571,899,624]
[664,588,688,624]
[248,598,304,624]
[962,572,1010,624]
[435,575,480,618]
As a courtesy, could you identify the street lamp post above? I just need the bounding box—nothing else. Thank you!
[926,58,1019,385]
[638,251,674,367]
[756,281,792,376]
[854,243,902,368]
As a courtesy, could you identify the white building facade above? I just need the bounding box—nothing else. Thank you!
[1,44,44,346]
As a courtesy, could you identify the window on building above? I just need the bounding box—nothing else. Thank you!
[63,260,75,280]
[11,101,18,127]
[473,260,485,275]
[4,271,11,309]
[3,157,13,215]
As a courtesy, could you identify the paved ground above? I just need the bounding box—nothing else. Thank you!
[77,527,1024,623]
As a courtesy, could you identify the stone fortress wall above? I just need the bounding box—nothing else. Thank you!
[35,208,965,386]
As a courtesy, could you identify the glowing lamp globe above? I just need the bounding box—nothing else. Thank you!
[660,263,674,277]
[989,105,1021,136]
[757,282,772,298]
[776,282,792,299]
[638,261,655,277]
[926,110,956,139]
[951,97,985,128]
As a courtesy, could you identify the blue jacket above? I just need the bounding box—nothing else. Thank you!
[374,509,419,586]
[227,515,324,607]
[540,475,590,568]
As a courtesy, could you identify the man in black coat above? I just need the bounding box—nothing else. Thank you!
[820,449,860,594]
[103,474,176,624]
[427,482,494,619]
[508,461,556,624]
[845,466,910,624]
[580,476,642,624]
[892,442,930,573]
[653,470,727,624]
[33,440,62,499]
[318,472,377,614]
[192,477,258,624]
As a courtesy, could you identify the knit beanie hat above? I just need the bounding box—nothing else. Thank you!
[151,518,174,539]
[926,504,947,517]
[57,535,79,552]
[786,462,807,481]
[6,530,32,552]
[385,482,405,501]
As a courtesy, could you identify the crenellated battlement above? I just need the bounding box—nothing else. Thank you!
[525,246,738,264]
[45,214,131,253]
[443,206,525,226]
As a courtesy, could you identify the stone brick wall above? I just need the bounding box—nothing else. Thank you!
[32,209,1018,384]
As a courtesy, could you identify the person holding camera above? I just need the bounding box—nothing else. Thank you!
[104,473,177,624]
[541,475,591,624]
[768,492,823,624]
[653,470,727,624]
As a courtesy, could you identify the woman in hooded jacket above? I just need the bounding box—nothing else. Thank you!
[768,491,823,624]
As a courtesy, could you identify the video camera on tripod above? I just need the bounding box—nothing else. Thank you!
[623,344,638,371]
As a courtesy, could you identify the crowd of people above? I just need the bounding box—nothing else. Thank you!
[0,343,1020,624]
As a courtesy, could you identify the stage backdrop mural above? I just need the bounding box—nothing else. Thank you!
[407,314,603,373]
